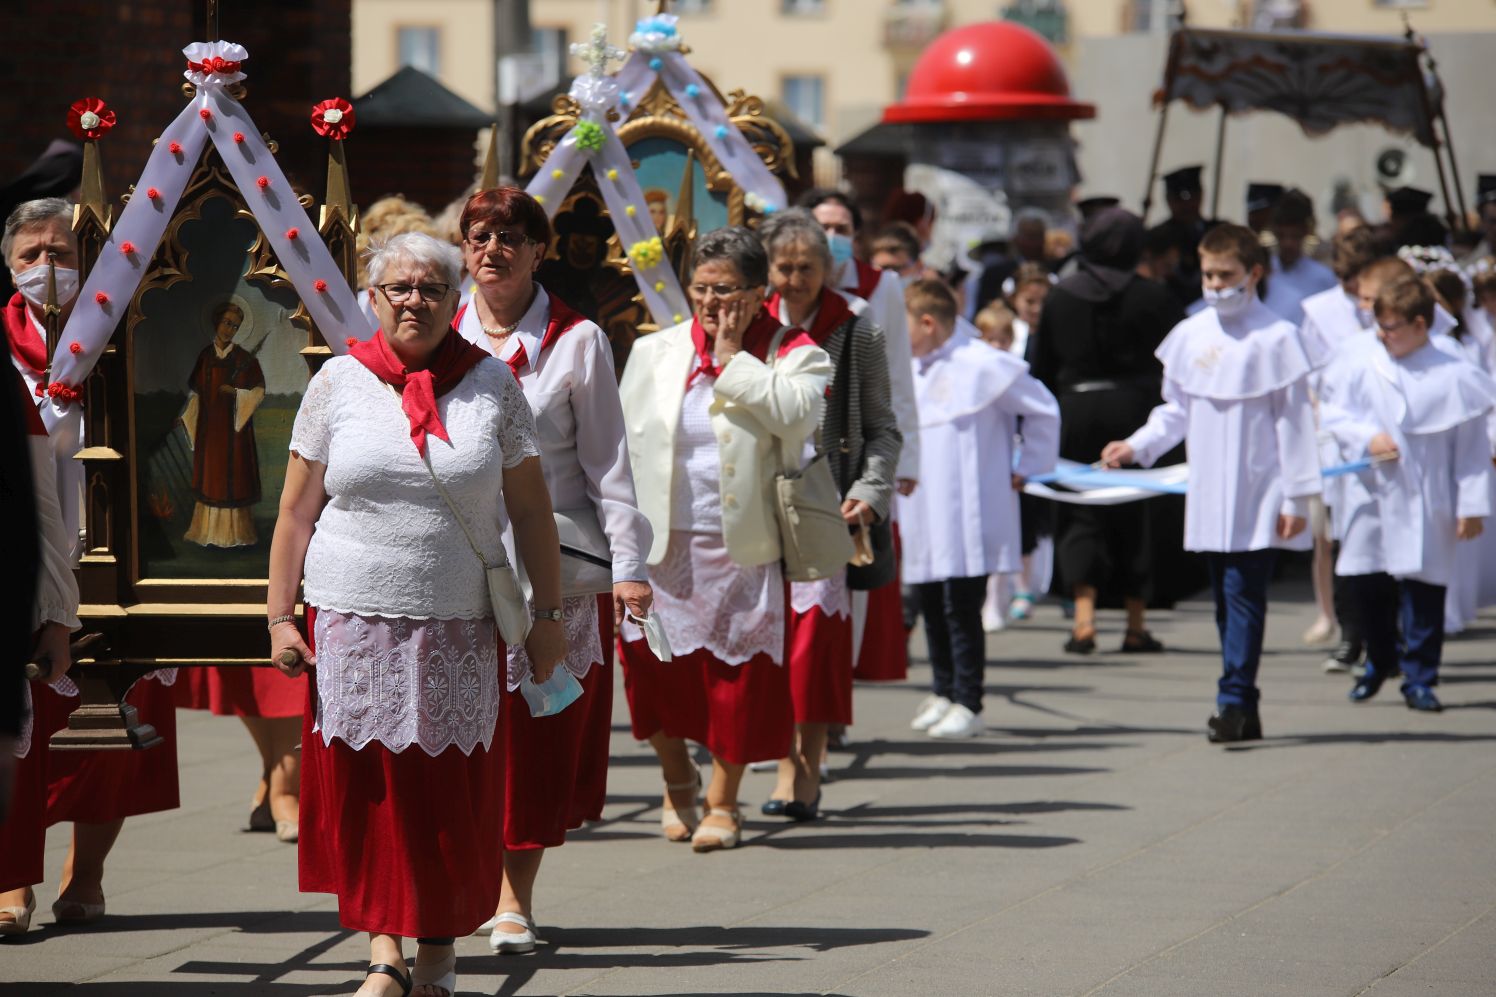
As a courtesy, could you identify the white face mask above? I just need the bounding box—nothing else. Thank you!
[1202,280,1253,318]
[1356,305,1375,329]
[12,263,80,309]
[825,232,854,269]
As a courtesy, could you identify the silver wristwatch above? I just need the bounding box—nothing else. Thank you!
[532,607,563,622]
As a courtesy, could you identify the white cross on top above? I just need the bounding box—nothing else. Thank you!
[570,22,625,78]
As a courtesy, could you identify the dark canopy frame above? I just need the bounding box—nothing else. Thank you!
[1141,26,1465,230]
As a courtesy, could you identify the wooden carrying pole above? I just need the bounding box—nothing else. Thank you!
[1141,30,1185,223]
[1210,104,1226,221]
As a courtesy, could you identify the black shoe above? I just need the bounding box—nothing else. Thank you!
[1322,639,1362,673]
[1404,686,1443,712]
[760,799,788,817]
[784,792,821,823]
[1207,707,1261,743]
[363,964,413,997]
[1120,629,1164,653]
[1349,669,1387,702]
[1063,632,1096,655]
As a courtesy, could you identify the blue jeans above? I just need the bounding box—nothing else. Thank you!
[1206,550,1277,711]
[1342,572,1445,692]
[916,576,988,713]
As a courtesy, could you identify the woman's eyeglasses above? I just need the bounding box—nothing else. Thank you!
[465,230,533,251]
[376,283,453,304]
[688,283,751,299]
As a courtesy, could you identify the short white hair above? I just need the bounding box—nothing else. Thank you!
[364,231,461,288]
[3,197,74,264]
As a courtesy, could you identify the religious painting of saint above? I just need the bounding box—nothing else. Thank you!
[537,189,649,373]
[644,188,671,234]
[628,138,720,291]
[181,299,265,548]
[132,191,309,580]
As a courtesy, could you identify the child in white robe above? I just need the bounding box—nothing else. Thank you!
[1103,224,1321,744]
[899,280,1059,739]
[1318,275,1495,712]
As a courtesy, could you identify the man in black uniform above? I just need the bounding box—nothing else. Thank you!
[1153,165,1218,308]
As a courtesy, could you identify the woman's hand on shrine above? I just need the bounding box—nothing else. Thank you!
[270,621,314,677]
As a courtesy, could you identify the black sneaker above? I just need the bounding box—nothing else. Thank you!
[1322,639,1362,674]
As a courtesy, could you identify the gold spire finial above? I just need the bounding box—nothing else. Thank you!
[481,124,500,189]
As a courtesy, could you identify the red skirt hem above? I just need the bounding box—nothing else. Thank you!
[174,664,305,717]
[0,684,69,891]
[46,678,181,825]
[853,526,910,682]
[787,607,854,725]
[619,640,792,765]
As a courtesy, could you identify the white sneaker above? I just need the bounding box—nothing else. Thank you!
[928,703,983,739]
[981,609,1007,632]
[910,695,953,731]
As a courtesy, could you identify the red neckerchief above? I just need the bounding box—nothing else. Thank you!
[453,294,588,379]
[686,307,812,387]
[349,328,489,455]
[3,293,47,376]
[765,286,854,346]
[10,366,45,435]
[852,260,883,302]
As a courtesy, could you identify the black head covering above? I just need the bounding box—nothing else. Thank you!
[1057,207,1143,304]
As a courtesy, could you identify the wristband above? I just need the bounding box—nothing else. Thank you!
[267,614,295,629]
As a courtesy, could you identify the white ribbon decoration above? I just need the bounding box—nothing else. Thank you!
[44,40,372,431]
[1022,457,1381,506]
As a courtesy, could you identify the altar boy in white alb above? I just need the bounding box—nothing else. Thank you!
[1103,225,1321,744]
[898,280,1059,739]
[1318,275,1495,713]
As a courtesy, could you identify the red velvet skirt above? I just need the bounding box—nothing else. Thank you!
[501,660,612,850]
[853,525,910,682]
[787,607,854,725]
[297,614,506,938]
[0,684,68,892]
[46,677,181,825]
[174,665,305,718]
[619,641,792,766]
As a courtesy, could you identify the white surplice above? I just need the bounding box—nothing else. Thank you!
[897,329,1059,585]
[456,285,653,687]
[1318,338,1496,587]
[835,263,920,481]
[1126,300,1321,553]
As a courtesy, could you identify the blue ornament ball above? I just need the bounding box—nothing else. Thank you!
[685,84,700,98]
[714,124,729,140]
[649,57,663,71]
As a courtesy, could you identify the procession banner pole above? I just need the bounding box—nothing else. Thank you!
[1210,104,1226,221]
[1141,29,1183,223]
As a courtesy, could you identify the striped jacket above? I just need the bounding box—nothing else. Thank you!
[817,311,903,523]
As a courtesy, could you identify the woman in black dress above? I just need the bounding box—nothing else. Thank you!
[1029,208,1185,653]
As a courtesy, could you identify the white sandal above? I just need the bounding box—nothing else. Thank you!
[52,896,105,925]
[0,892,35,937]
[411,943,455,996]
[487,911,538,954]
[661,774,700,842]
[690,808,742,853]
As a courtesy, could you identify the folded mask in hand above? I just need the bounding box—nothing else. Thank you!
[519,667,585,718]
[626,610,673,661]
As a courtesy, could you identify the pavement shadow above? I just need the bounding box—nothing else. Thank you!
[751,830,1080,849]
[831,763,1108,781]
[1223,728,1496,750]
[838,737,1132,758]
[12,908,346,940]
[467,925,927,997]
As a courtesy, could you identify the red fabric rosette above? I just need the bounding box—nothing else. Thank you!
[311,98,355,141]
[67,97,116,141]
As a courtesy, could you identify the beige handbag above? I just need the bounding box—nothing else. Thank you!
[765,326,856,582]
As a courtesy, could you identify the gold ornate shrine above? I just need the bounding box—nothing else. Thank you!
[520,73,796,370]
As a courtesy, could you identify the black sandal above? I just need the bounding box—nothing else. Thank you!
[1120,629,1164,653]
[1063,630,1096,654]
[361,963,412,997]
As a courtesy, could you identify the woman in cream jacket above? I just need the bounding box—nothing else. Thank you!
[618,226,832,852]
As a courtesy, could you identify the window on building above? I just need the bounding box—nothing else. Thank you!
[783,75,825,129]
[397,26,441,76]
[1372,0,1427,7]
[1125,0,1184,33]
[1250,0,1306,28]
[781,0,827,15]
[1002,0,1068,45]
[675,0,715,12]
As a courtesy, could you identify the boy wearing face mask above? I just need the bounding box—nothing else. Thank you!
[1316,276,1495,712]
[1101,223,1321,744]
[3,198,83,557]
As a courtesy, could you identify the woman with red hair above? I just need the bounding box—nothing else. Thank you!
[453,187,653,952]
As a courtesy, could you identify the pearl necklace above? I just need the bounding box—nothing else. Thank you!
[481,321,518,339]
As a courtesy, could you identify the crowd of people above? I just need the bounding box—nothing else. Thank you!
[5,162,1496,997]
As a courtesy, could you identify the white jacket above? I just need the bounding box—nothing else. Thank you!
[619,319,832,567]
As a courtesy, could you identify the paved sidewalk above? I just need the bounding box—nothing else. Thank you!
[6,578,1496,996]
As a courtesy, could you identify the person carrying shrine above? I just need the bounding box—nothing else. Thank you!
[1153,165,1219,309]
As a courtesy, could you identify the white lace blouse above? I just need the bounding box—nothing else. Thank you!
[291,354,540,620]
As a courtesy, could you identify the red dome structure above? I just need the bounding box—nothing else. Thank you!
[883,21,1095,124]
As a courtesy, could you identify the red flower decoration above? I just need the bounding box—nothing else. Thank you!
[313,279,328,293]
[67,97,116,141]
[233,131,245,144]
[285,227,299,240]
[146,187,161,200]
[119,241,135,255]
[34,383,45,397]
[168,141,183,155]
[310,98,356,141]
[345,337,358,348]
[69,342,83,355]
[45,382,81,403]
[256,176,270,189]
[199,108,213,121]
[94,291,110,305]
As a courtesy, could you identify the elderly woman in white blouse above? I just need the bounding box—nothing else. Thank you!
[618,227,832,852]
[452,187,652,952]
[267,231,563,997]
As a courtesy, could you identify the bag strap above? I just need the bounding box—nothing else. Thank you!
[833,316,857,494]
[764,324,795,475]
[380,383,500,571]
